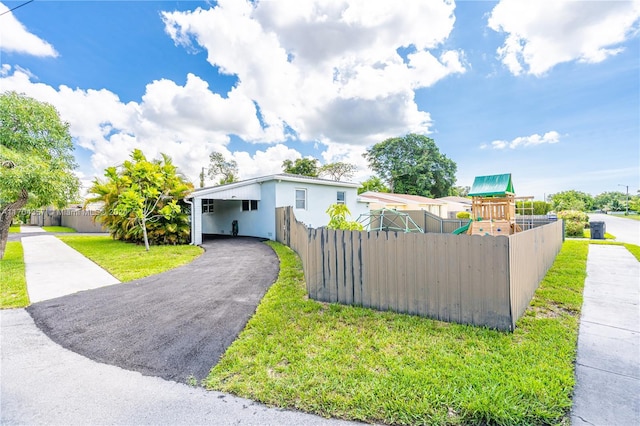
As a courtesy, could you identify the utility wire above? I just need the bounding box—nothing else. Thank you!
[0,0,34,17]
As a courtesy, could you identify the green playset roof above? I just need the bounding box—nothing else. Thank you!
[468,173,515,197]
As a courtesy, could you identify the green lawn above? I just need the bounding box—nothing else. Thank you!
[8,225,20,233]
[582,229,615,239]
[0,242,29,308]
[43,226,77,233]
[204,240,592,425]
[58,236,203,282]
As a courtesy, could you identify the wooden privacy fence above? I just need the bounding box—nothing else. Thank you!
[276,206,563,331]
[403,210,557,233]
[30,209,107,232]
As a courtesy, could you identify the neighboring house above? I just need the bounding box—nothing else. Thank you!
[358,191,447,218]
[435,196,472,218]
[186,173,369,245]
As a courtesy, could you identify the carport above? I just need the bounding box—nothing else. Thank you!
[187,180,265,245]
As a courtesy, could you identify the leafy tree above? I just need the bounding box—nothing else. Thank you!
[358,176,390,194]
[451,186,470,197]
[282,158,319,177]
[363,134,457,198]
[629,196,640,213]
[207,152,238,185]
[549,190,594,212]
[319,162,357,181]
[326,203,363,231]
[0,92,79,258]
[593,191,627,212]
[87,149,192,250]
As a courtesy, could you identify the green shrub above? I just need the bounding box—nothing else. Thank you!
[557,210,588,223]
[326,204,363,231]
[564,221,584,237]
[516,201,552,215]
[87,150,192,247]
[558,210,589,237]
[456,211,471,219]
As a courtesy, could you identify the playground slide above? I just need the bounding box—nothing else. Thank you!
[452,220,472,235]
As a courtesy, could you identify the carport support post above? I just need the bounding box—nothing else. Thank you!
[192,198,203,245]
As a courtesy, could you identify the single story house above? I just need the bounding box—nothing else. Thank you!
[186,173,369,245]
[435,196,472,218]
[358,191,448,218]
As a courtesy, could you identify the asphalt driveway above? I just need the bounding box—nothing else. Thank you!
[26,236,279,383]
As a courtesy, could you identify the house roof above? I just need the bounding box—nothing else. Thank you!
[359,191,444,206]
[468,174,515,197]
[189,173,360,199]
[437,196,472,205]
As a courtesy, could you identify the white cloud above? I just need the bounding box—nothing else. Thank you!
[161,0,463,144]
[0,67,290,184]
[0,2,58,57]
[483,131,561,150]
[1,0,465,189]
[232,144,302,180]
[488,0,640,76]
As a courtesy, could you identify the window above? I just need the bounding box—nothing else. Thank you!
[337,191,346,205]
[242,200,258,211]
[202,199,214,213]
[295,189,307,209]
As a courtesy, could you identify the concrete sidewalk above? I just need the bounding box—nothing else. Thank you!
[1,309,357,426]
[22,235,120,302]
[571,245,640,425]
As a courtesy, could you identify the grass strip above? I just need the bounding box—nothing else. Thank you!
[582,229,615,239]
[58,236,203,282]
[8,225,20,233]
[623,243,640,261]
[205,240,587,425]
[0,242,29,308]
[43,226,77,233]
[588,240,640,261]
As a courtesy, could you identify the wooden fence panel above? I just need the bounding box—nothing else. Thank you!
[508,220,563,329]
[275,207,562,331]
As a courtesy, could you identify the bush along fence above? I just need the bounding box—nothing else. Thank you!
[276,206,564,331]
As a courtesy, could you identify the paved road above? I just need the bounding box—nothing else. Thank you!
[26,237,279,383]
[588,213,640,245]
[1,309,359,426]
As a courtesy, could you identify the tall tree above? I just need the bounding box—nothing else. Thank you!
[549,190,594,212]
[0,92,79,258]
[363,134,456,198]
[282,158,319,177]
[319,162,357,181]
[87,149,192,249]
[207,152,238,185]
[593,191,627,212]
[358,176,390,194]
[451,186,471,197]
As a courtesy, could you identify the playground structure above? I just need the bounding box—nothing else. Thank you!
[357,208,423,233]
[456,173,524,236]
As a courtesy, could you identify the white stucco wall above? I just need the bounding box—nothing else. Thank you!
[191,177,361,242]
[273,180,360,228]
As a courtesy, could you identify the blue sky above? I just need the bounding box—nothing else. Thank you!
[1,0,638,200]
